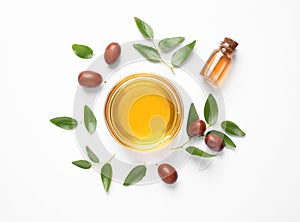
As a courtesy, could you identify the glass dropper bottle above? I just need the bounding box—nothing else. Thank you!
[200,37,238,85]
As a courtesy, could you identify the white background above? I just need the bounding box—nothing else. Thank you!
[1,0,299,221]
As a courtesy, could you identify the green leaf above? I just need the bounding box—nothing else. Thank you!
[72,160,92,169]
[72,44,93,59]
[123,165,146,186]
[171,40,196,67]
[221,121,246,136]
[133,44,161,62]
[186,103,199,135]
[86,146,99,163]
[50,117,78,130]
[204,94,218,125]
[158,37,185,51]
[84,105,97,133]
[101,163,112,192]
[134,17,154,39]
[207,130,236,148]
[185,146,216,158]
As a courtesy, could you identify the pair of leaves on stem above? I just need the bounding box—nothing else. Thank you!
[186,94,219,127]
[72,146,112,192]
[187,94,245,138]
[204,94,245,137]
[72,146,100,168]
[133,17,196,68]
[185,94,246,157]
[133,41,196,67]
[50,105,97,134]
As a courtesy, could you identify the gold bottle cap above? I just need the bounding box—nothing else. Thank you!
[224,37,238,51]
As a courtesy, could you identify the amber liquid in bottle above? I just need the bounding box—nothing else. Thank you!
[200,37,238,85]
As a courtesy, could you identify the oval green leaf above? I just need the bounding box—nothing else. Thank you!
[158,37,185,51]
[133,44,161,62]
[221,121,246,136]
[171,40,196,67]
[50,117,78,130]
[72,44,93,59]
[207,130,236,148]
[204,94,218,125]
[72,160,92,169]
[186,103,199,135]
[134,17,154,39]
[84,105,97,133]
[185,146,216,158]
[101,163,112,192]
[123,165,146,186]
[86,146,99,163]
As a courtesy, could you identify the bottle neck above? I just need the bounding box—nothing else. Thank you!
[219,43,235,58]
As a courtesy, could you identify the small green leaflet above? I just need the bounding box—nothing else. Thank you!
[221,121,246,136]
[50,117,78,130]
[186,103,199,135]
[123,165,146,186]
[86,146,99,163]
[158,37,185,51]
[84,105,97,133]
[72,44,93,59]
[133,44,161,62]
[134,17,154,39]
[101,163,112,192]
[171,40,196,67]
[207,130,236,148]
[72,160,92,169]
[204,94,218,125]
[185,146,216,158]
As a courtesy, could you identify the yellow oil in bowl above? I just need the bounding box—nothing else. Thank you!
[104,73,183,152]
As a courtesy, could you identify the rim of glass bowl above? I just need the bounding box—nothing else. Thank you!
[104,72,183,152]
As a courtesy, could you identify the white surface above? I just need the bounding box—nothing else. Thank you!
[0,0,299,221]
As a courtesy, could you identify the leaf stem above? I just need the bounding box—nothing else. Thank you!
[205,123,221,133]
[170,135,206,151]
[160,59,175,74]
[170,137,192,150]
[151,38,157,48]
[108,153,116,162]
[92,153,116,166]
[170,147,182,150]
[179,138,192,148]
[170,66,175,74]
[151,38,175,75]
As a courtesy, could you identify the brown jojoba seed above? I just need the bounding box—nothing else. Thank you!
[158,163,178,184]
[205,133,225,152]
[188,120,206,137]
[104,42,121,65]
